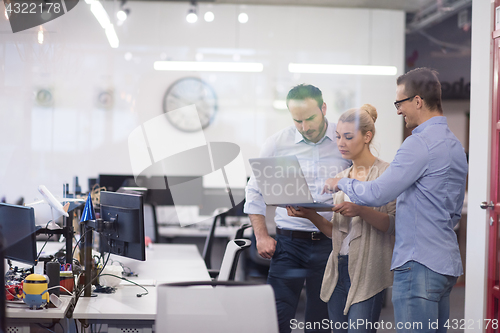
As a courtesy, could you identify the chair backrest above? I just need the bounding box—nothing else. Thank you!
[156,281,279,333]
[202,209,228,269]
[218,239,251,281]
[234,222,252,239]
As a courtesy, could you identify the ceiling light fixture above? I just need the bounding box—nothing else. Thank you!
[288,63,397,76]
[37,26,44,44]
[105,25,119,48]
[186,2,198,23]
[117,9,129,21]
[186,10,197,23]
[116,0,130,22]
[154,61,263,72]
[204,11,214,22]
[273,100,288,110]
[238,12,248,24]
[87,0,119,48]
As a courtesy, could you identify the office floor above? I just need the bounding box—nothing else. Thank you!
[291,285,465,333]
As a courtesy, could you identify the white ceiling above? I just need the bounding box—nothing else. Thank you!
[213,0,433,12]
[138,0,435,13]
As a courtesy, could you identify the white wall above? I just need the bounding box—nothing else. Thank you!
[465,0,493,324]
[0,2,404,202]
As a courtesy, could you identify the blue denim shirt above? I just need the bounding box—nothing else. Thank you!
[338,116,467,277]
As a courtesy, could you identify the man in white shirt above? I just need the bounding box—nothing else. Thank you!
[244,84,350,333]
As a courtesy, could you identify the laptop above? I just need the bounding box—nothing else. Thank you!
[249,156,334,211]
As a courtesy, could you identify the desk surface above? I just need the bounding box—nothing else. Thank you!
[6,295,73,319]
[73,244,210,321]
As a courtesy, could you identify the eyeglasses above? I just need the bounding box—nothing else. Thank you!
[394,95,416,110]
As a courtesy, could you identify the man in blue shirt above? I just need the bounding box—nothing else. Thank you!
[326,68,468,332]
[245,84,350,333]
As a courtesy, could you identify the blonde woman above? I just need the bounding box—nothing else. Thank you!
[287,104,395,333]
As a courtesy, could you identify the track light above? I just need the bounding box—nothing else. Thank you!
[204,11,214,22]
[238,12,248,24]
[186,2,198,23]
[186,9,197,23]
[117,9,129,21]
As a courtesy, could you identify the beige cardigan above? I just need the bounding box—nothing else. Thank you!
[320,158,396,315]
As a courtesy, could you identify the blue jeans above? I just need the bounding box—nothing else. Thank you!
[268,233,332,333]
[392,261,457,333]
[328,255,385,333]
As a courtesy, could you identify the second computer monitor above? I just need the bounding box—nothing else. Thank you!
[98,191,146,261]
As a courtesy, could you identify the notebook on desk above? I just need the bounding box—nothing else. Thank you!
[249,155,334,211]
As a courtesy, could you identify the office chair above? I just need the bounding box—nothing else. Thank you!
[216,239,251,281]
[235,222,252,239]
[202,208,228,270]
[156,281,279,333]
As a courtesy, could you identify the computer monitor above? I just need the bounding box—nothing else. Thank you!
[0,203,37,265]
[98,191,145,261]
[135,175,203,206]
[98,174,136,192]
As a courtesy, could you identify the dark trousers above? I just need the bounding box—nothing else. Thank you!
[268,233,332,333]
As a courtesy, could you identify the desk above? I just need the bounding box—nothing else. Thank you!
[72,244,210,333]
[6,241,75,332]
[157,216,251,239]
[6,295,74,332]
[158,224,244,238]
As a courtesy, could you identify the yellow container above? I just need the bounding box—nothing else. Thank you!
[23,274,49,309]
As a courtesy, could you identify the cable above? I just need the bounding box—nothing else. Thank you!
[110,259,135,277]
[72,227,92,259]
[75,252,111,301]
[98,273,149,297]
[35,220,54,263]
[74,319,79,333]
[41,285,73,295]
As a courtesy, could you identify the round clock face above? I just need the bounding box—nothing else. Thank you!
[163,77,218,132]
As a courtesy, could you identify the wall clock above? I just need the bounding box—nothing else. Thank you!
[163,77,218,132]
[35,88,53,107]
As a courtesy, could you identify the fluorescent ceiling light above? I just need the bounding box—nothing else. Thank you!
[90,1,111,29]
[288,63,397,76]
[105,25,119,48]
[273,100,288,110]
[87,0,119,49]
[154,61,263,72]
[196,48,256,56]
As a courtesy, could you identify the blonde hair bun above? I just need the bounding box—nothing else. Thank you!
[360,104,378,123]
